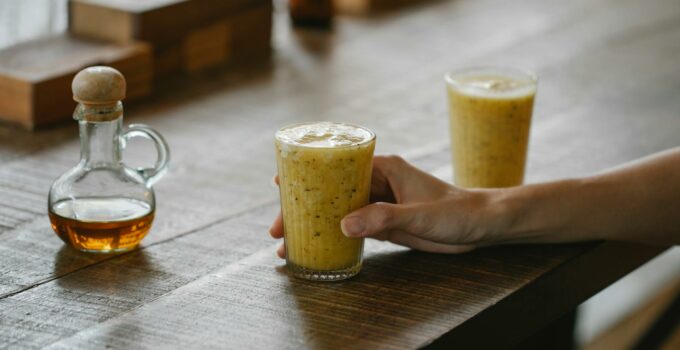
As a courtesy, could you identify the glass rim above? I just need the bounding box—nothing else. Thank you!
[444,65,538,89]
[274,121,376,149]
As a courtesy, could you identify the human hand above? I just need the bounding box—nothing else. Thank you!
[269,155,495,258]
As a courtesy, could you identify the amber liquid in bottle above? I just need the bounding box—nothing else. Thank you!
[49,197,154,252]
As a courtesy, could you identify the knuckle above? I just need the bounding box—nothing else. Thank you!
[377,155,406,177]
[386,154,406,165]
[373,203,395,229]
[412,208,433,234]
[400,203,433,236]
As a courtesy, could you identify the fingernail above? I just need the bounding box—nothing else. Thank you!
[341,216,365,237]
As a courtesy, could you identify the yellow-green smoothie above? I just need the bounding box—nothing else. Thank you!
[275,122,375,281]
[446,67,537,188]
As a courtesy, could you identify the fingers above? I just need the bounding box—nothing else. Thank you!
[379,230,476,254]
[270,176,285,259]
[370,157,397,202]
[341,202,428,238]
[277,243,286,259]
[269,211,284,238]
[372,155,451,203]
[269,210,284,259]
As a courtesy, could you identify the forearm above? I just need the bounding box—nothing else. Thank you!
[485,148,680,246]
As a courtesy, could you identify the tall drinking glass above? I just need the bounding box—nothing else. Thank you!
[446,67,537,188]
[275,122,375,281]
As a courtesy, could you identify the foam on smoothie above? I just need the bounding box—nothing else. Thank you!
[276,122,374,148]
[448,74,536,99]
[446,69,536,188]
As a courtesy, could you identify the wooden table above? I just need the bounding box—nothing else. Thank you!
[1,0,678,348]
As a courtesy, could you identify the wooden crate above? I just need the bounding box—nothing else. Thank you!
[182,1,272,73]
[0,35,152,130]
[153,1,272,77]
[225,2,273,65]
[69,0,259,45]
[70,0,272,78]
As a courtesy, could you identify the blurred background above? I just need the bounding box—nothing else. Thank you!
[0,0,678,348]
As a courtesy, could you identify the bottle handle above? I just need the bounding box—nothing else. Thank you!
[122,124,170,186]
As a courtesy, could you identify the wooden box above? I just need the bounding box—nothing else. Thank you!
[69,0,260,45]
[69,0,272,78]
[156,1,273,76]
[0,35,152,129]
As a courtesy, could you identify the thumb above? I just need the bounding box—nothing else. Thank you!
[340,202,424,238]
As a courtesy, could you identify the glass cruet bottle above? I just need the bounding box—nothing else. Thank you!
[48,66,170,253]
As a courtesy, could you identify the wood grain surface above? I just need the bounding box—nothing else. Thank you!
[0,0,678,348]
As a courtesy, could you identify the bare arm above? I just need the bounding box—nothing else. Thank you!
[490,147,680,246]
[269,148,680,257]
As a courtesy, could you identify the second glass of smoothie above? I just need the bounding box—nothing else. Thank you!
[275,121,375,281]
[446,66,537,188]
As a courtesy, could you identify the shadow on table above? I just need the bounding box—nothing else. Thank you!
[279,241,592,349]
[349,0,449,18]
[291,28,335,58]
[0,57,275,156]
[281,245,472,349]
[51,244,108,276]
[53,245,155,294]
[144,57,276,118]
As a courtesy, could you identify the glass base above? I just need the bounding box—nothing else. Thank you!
[76,246,138,254]
[287,262,362,282]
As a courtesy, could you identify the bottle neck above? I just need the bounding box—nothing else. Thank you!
[74,102,124,168]
[79,117,123,167]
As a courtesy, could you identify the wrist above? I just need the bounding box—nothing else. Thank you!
[442,187,515,246]
[476,187,523,246]
[482,179,587,245]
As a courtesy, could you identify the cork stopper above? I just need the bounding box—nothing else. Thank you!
[72,66,126,107]
[72,66,126,122]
